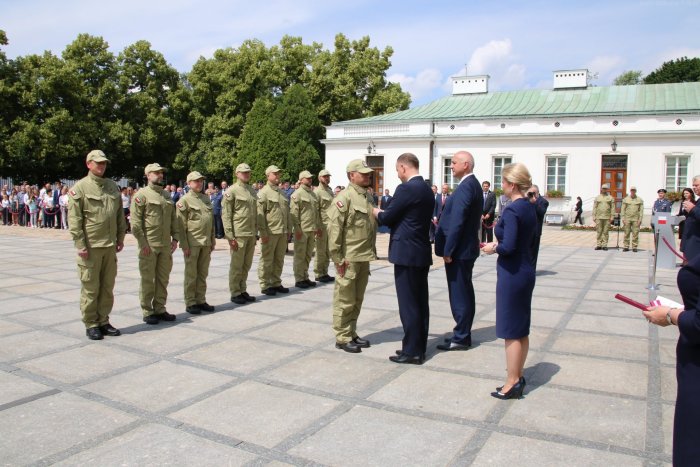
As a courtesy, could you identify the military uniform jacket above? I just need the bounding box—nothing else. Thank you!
[222,181,257,238]
[257,182,291,236]
[290,185,321,233]
[130,183,178,249]
[327,183,377,263]
[68,172,127,250]
[653,198,673,214]
[176,191,215,249]
[621,195,644,221]
[314,184,334,228]
[593,194,615,219]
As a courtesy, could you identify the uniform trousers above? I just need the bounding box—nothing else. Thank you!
[258,233,287,289]
[314,228,330,278]
[229,236,255,296]
[184,245,211,306]
[332,261,370,343]
[623,221,640,249]
[596,219,611,247]
[77,247,117,328]
[138,246,173,316]
[293,231,315,282]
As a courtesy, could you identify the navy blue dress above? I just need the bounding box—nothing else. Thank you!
[673,254,700,465]
[495,197,537,339]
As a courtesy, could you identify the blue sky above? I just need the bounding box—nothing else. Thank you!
[2,0,699,106]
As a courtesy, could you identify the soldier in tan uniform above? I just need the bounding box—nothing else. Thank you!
[291,170,321,288]
[177,171,216,314]
[593,183,615,250]
[314,169,335,283]
[621,186,644,252]
[68,150,127,340]
[328,159,377,353]
[131,163,179,324]
[257,165,291,296]
[223,163,258,305]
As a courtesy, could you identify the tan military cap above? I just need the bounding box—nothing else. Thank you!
[86,149,109,163]
[630,186,637,191]
[186,171,205,182]
[236,163,251,173]
[144,163,167,175]
[298,170,313,180]
[319,169,331,177]
[265,165,282,175]
[346,159,373,174]
[601,183,610,190]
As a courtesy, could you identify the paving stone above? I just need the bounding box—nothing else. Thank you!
[170,380,341,449]
[663,404,675,456]
[55,423,257,466]
[660,366,677,402]
[83,360,234,412]
[566,314,650,337]
[185,309,280,334]
[0,329,83,362]
[473,432,643,466]
[551,330,648,361]
[115,323,222,355]
[0,392,136,465]
[0,319,31,336]
[246,319,331,347]
[0,295,59,315]
[0,370,53,406]
[288,405,474,466]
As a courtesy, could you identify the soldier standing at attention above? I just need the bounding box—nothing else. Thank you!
[328,160,377,353]
[621,186,644,252]
[257,165,291,296]
[131,163,179,324]
[223,163,258,305]
[652,188,673,231]
[68,150,127,340]
[291,170,322,289]
[593,183,615,250]
[314,169,335,283]
[177,171,216,314]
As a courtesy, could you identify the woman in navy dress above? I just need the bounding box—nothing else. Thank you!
[482,162,537,400]
[644,253,700,465]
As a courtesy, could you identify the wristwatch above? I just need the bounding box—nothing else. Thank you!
[666,312,673,325]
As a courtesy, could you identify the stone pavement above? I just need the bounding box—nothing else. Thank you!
[0,225,680,466]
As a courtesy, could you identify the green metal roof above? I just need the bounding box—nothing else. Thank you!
[343,82,700,124]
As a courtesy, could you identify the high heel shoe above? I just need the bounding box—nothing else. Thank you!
[496,376,525,392]
[491,379,525,400]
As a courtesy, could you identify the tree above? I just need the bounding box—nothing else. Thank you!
[236,97,287,182]
[613,70,643,85]
[644,57,700,84]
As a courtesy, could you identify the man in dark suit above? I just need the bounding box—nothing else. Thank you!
[528,184,549,269]
[433,183,449,224]
[434,151,482,351]
[429,185,438,242]
[380,189,393,209]
[481,181,496,242]
[373,153,434,364]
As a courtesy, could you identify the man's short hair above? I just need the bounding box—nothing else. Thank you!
[483,181,491,186]
[397,152,419,169]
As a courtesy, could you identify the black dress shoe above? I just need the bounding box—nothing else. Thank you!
[317,275,335,283]
[633,248,638,252]
[491,379,525,400]
[352,336,370,348]
[276,286,289,293]
[395,349,426,359]
[86,327,104,340]
[186,305,202,314]
[595,246,602,250]
[198,302,215,312]
[262,288,277,296]
[242,292,256,302]
[295,281,310,289]
[623,248,629,252]
[157,311,176,321]
[143,315,160,325]
[98,323,121,336]
[389,354,424,365]
[231,294,247,304]
[305,279,317,287]
[335,341,362,353]
[602,247,608,251]
[437,341,470,351]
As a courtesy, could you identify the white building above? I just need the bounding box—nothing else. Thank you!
[321,70,700,220]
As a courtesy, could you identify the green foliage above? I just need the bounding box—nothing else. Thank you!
[545,189,565,198]
[644,57,700,84]
[613,70,643,85]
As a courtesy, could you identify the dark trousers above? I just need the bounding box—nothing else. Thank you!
[574,211,583,225]
[429,222,436,243]
[445,258,476,344]
[531,235,542,270]
[214,214,224,238]
[394,265,430,357]
[18,205,26,226]
[481,224,493,242]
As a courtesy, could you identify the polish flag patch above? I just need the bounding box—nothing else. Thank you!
[135,197,142,204]
[70,190,77,197]
[336,201,344,208]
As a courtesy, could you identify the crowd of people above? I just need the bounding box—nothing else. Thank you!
[1,182,71,229]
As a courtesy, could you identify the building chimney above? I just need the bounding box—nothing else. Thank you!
[451,74,489,95]
[553,69,589,90]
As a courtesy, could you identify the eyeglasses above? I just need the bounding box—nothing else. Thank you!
[527,192,535,198]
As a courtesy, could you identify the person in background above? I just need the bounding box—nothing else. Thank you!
[28,189,39,228]
[334,186,342,197]
[574,196,584,225]
[620,186,643,252]
[481,181,497,243]
[121,187,131,233]
[593,183,614,250]
[482,162,537,400]
[1,193,10,225]
[680,176,700,262]
[171,185,182,203]
[380,189,392,209]
[652,188,673,231]
[59,187,70,229]
[211,186,224,239]
[429,184,438,243]
[528,185,549,269]
[678,188,696,264]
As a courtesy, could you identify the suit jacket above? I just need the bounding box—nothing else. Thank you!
[380,195,393,209]
[377,176,434,267]
[534,196,549,236]
[434,174,482,260]
[482,190,496,218]
[433,192,449,219]
[682,206,700,261]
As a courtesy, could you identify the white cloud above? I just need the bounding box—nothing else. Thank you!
[586,55,624,84]
[388,68,442,102]
[467,39,515,75]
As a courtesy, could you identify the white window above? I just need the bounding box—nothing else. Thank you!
[546,156,567,194]
[492,155,512,188]
[442,157,461,188]
[665,154,690,191]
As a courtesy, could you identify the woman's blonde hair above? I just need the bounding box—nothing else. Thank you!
[501,162,532,195]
